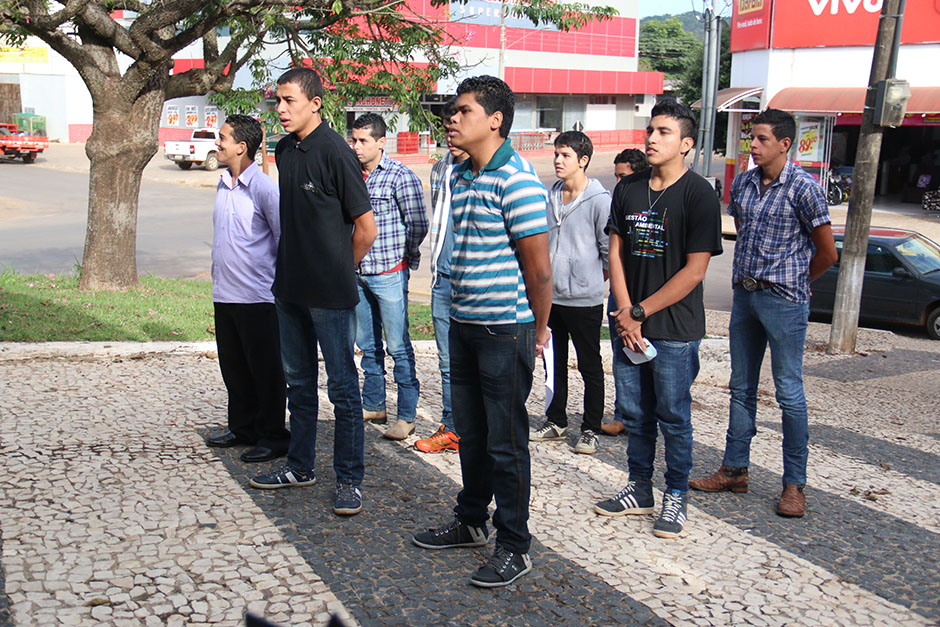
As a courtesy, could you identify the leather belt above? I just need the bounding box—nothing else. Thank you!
[738,277,773,292]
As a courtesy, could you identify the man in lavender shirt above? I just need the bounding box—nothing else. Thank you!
[204,114,290,463]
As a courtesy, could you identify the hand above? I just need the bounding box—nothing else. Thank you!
[623,326,647,353]
[535,326,552,359]
[611,307,642,341]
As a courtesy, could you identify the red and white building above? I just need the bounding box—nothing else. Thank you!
[721,0,940,203]
[0,1,664,150]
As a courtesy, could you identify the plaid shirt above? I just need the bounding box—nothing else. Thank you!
[729,159,830,304]
[359,151,429,275]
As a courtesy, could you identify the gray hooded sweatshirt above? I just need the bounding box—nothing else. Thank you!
[548,177,611,307]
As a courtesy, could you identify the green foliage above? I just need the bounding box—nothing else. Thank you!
[638,17,702,81]
[642,11,707,41]
[676,18,731,152]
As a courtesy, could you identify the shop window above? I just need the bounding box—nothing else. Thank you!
[537,96,563,131]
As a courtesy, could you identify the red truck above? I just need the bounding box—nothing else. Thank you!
[0,123,49,163]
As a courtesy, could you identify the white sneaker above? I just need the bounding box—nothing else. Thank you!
[572,430,599,454]
[531,420,566,441]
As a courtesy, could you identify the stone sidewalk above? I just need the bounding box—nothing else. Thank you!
[1,314,939,626]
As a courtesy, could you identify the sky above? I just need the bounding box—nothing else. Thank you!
[639,0,732,18]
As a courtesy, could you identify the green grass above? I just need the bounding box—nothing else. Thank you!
[0,270,610,342]
[0,270,216,342]
[0,270,445,342]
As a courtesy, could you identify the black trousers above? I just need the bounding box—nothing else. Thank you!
[214,302,290,451]
[546,303,604,433]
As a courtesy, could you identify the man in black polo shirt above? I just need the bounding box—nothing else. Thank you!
[249,68,377,518]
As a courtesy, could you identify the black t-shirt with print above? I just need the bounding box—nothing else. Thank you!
[273,122,372,309]
[609,168,722,341]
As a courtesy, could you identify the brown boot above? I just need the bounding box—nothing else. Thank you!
[600,421,625,436]
[776,484,805,518]
[688,465,749,493]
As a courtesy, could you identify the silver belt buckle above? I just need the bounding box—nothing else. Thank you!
[741,277,759,291]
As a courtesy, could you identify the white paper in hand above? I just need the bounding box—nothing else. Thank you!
[543,336,554,409]
[623,340,657,365]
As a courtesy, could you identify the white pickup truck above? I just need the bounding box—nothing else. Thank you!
[164,127,266,171]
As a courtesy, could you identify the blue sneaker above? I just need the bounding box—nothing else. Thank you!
[333,484,362,516]
[653,489,688,538]
[249,465,316,489]
[594,480,655,516]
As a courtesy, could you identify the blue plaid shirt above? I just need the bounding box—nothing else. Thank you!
[729,159,830,304]
[359,151,429,275]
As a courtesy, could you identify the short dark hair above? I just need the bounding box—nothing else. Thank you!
[224,114,263,159]
[614,148,648,173]
[554,131,593,169]
[650,97,697,144]
[441,97,457,127]
[456,75,514,138]
[752,108,796,143]
[351,113,387,140]
[276,67,323,101]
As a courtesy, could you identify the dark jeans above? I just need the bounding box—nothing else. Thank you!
[276,299,364,486]
[451,320,535,554]
[613,336,701,491]
[213,302,289,451]
[546,303,604,432]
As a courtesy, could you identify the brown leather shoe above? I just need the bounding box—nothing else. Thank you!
[600,421,626,436]
[688,465,749,493]
[776,484,805,518]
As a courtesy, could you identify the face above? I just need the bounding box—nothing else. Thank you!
[749,123,791,168]
[646,115,694,167]
[350,127,386,167]
[275,81,321,137]
[614,162,634,181]
[215,123,245,167]
[554,145,587,180]
[448,92,502,153]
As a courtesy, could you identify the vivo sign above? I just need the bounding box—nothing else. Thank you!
[807,0,882,16]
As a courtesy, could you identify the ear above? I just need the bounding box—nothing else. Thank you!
[235,141,247,157]
[680,136,695,156]
[780,136,793,153]
[311,95,322,114]
[489,110,503,133]
[579,155,590,169]
[377,136,387,150]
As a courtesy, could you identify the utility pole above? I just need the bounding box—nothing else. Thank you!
[703,15,720,178]
[497,0,508,80]
[827,0,905,353]
[693,1,714,173]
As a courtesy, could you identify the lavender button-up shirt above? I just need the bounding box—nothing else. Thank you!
[211,161,280,304]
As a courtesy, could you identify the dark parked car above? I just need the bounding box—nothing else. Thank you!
[810,227,940,340]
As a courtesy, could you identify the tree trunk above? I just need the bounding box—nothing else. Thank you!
[78,84,165,291]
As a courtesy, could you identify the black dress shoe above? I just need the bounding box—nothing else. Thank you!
[240,446,286,463]
[205,431,252,448]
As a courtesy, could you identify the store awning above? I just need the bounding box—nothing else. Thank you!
[692,87,763,112]
[768,86,940,114]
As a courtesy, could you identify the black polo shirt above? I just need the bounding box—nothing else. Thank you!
[273,122,372,308]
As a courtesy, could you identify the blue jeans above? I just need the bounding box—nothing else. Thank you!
[613,337,700,491]
[451,321,535,554]
[431,273,455,434]
[607,296,625,426]
[724,287,810,485]
[276,300,364,486]
[355,269,419,423]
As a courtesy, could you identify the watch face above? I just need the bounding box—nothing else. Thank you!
[632,305,645,321]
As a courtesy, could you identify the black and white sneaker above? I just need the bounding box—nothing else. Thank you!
[249,465,316,489]
[531,420,566,441]
[572,430,599,454]
[653,489,688,538]
[470,544,532,588]
[333,484,362,516]
[412,517,489,549]
[594,479,655,516]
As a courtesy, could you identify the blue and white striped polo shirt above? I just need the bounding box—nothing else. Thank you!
[449,139,548,325]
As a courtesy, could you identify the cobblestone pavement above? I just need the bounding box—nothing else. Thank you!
[1,315,939,626]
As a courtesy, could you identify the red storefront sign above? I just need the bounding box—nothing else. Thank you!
[772,0,940,49]
[730,0,773,52]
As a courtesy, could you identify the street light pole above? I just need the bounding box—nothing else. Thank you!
[498,0,507,80]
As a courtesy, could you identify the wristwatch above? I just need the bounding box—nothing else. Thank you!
[630,304,647,322]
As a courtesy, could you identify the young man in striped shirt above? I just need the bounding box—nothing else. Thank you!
[412,76,552,588]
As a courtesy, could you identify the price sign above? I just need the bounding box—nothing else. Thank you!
[185,105,199,128]
[166,105,179,127]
